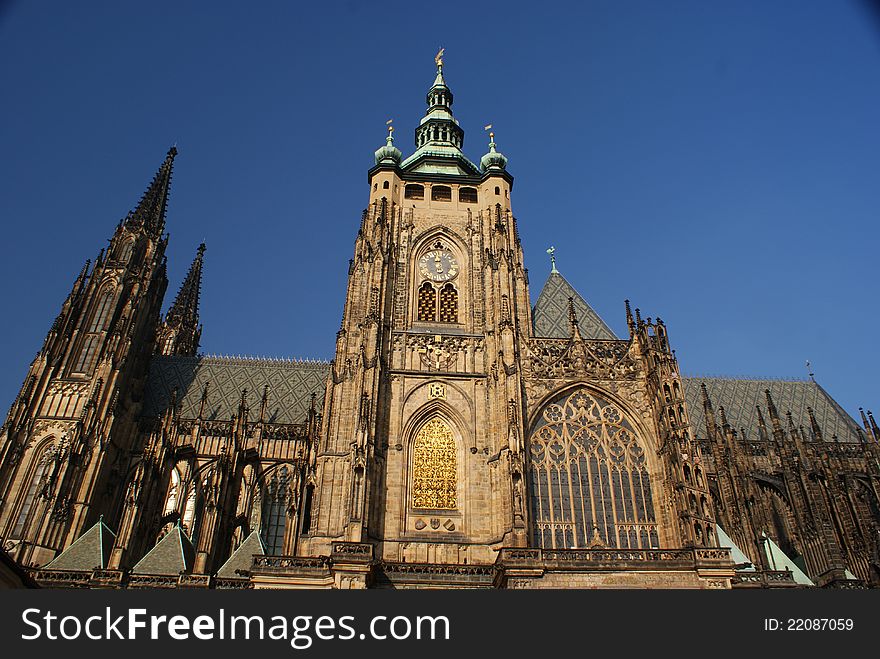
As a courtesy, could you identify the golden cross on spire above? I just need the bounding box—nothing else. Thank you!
[435,47,445,68]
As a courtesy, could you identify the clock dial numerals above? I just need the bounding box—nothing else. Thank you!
[419,250,459,282]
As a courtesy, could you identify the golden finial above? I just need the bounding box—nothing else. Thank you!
[386,118,394,136]
[435,47,445,68]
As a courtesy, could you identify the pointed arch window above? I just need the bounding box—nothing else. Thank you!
[438,284,458,323]
[73,288,115,373]
[411,417,457,509]
[261,466,291,555]
[12,451,51,538]
[417,282,437,322]
[528,388,659,550]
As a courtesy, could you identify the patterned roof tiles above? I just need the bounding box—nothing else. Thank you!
[683,377,863,443]
[532,272,617,340]
[142,355,330,425]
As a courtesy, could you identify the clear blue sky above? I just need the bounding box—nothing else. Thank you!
[1,1,878,422]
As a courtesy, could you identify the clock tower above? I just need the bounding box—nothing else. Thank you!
[301,53,533,568]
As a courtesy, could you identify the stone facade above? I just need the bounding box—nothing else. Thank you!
[1,58,878,589]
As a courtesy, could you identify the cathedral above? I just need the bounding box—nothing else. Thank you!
[1,55,878,590]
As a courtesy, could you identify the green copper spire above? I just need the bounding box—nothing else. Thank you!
[399,50,481,176]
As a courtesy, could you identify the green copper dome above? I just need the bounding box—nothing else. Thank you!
[374,131,402,165]
[480,134,508,171]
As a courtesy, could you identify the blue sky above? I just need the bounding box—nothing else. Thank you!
[0,1,878,422]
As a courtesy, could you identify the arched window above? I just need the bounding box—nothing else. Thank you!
[261,466,291,555]
[117,240,133,263]
[529,388,659,550]
[417,282,436,322]
[494,186,500,195]
[438,283,458,323]
[382,180,389,189]
[73,288,115,373]
[459,187,478,203]
[12,449,52,537]
[431,185,451,202]
[412,418,457,509]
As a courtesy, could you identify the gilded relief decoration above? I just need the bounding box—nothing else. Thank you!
[411,417,457,510]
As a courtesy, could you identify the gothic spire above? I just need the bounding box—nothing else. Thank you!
[156,243,205,356]
[124,146,177,237]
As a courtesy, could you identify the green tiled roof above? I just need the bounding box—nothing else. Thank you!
[683,377,863,443]
[216,531,265,578]
[45,518,115,571]
[532,272,617,340]
[132,525,195,575]
[143,355,330,425]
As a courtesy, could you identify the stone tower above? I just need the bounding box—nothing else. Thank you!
[303,54,531,567]
[0,148,176,566]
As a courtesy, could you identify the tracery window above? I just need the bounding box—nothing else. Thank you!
[261,466,291,555]
[411,417,457,509]
[73,288,115,373]
[529,388,659,549]
[438,284,458,323]
[12,450,51,537]
[417,282,437,322]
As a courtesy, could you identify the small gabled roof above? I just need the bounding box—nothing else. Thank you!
[532,271,617,340]
[715,524,755,571]
[131,525,195,575]
[761,535,814,585]
[45,518,116,571]
[216,531,265,579]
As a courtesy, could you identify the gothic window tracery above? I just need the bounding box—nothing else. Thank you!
[261,466,292,555]
[528,388,659,549]
[12,447,52,537]
[411,417,457,510]
[73,288,115,373]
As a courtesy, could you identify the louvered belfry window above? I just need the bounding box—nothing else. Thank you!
[438,284,458,322]
[529,387,659,550]
[417,282,437,322]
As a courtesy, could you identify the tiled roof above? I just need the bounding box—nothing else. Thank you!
[532,272,617,340]
[683,377,863,443]
[142,355,331,425]
[217,531,265,578]
[45,519,115,571]
[132,525,195,575]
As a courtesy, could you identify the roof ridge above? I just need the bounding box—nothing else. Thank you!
[683,374,810,383]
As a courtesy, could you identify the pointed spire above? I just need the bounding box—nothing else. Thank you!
[867,410,880,442]
[125,146,177,237]
[158,243,205,356]
[567,297,581,339]
[625,299,635,333]
[756,406,769,442]
[859,407,871,434]
[807,406,823,442]
[547,246,559,274]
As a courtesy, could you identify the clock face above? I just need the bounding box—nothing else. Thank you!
[419,249,459,282]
